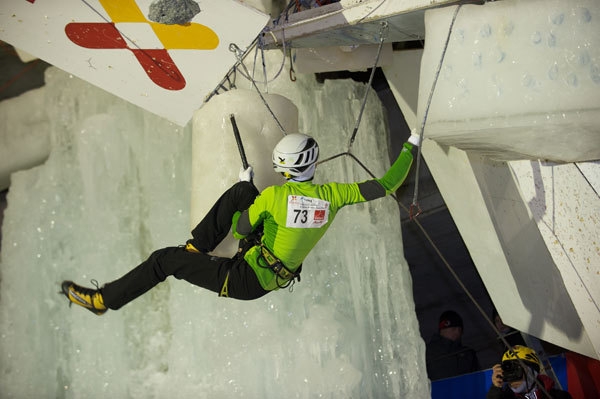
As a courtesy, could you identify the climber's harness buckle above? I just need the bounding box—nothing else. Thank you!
[259,245,301,289]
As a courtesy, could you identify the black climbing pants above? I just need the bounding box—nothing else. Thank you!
[101,181,269,310]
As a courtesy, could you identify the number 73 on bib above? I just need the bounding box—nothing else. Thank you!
[286,195,330,228]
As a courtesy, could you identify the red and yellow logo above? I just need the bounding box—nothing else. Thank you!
[65,0,219,91]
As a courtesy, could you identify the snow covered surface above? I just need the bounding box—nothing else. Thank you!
[0,64,428,397]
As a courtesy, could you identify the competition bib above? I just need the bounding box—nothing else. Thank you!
[286,195,330,228]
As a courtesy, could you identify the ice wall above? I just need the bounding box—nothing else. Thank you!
[0,65,428,397]
[0,67,193,398]
[0,91,51,191]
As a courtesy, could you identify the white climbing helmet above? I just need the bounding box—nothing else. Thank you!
[272,133,319,181]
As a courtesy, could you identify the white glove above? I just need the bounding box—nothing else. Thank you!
[239,166,254,182]
[408,128,421,147]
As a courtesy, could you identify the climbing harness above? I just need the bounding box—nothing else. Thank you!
[186,239,300,296]
[219,271,230,297]
[184,241,231,297]
[258,244,302,290]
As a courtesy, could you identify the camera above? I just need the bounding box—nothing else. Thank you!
[501,361,524,382]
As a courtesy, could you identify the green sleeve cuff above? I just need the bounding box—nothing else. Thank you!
[376,142,414,194]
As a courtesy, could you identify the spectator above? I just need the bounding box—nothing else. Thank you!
[493,308,526,351]
[487,345,572,399]
[426,310,480,380]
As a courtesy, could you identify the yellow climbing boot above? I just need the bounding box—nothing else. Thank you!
[61,280,107,315]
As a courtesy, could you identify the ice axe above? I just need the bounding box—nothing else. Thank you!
[229,114,251,181]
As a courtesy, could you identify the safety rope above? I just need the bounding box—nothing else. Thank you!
[204,34,288,137]
[247,30,288,88]
[289,49,297,82]
[348,21,388,151]
[315,20,389,168]
[410,4,462,219]
[316,20,390,176]
[228,42,288,135]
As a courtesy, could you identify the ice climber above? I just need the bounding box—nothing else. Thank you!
[61,132,420,315]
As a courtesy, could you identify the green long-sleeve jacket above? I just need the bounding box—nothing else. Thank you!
[233,142,414,290]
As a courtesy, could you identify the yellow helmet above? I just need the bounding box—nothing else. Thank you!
[502,345,541,372]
